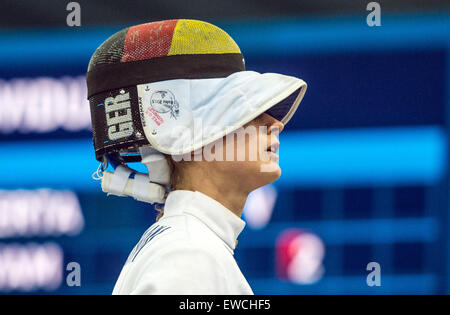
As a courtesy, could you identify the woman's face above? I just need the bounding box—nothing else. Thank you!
[200,113,285,191]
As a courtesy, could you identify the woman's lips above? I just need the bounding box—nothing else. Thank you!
[266,142,280,154]
[265,150,279,161]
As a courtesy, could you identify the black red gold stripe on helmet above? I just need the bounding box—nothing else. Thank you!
[87,27,129,72]
[121,20,179,62]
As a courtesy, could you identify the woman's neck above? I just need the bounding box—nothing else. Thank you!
[174,166,250,217]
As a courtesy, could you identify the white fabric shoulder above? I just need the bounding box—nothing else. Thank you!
[130,240,229,295]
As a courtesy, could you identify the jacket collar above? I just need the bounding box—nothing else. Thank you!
[163,190,246,251]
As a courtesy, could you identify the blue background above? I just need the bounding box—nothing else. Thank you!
[0,12,449,294]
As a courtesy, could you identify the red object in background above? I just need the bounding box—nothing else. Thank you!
[275,229,325,284]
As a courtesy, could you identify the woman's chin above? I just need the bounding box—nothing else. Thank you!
[258,160,281,183]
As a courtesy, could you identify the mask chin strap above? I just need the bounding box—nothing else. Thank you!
[97,146,171,204]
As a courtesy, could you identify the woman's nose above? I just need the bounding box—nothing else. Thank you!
[269,119,284,134]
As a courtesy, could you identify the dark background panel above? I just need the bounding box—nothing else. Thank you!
[1,0,449,28]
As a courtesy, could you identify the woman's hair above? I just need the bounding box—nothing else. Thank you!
[154,204,165,222]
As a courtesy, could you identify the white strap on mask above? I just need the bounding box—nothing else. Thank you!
[100,163,168,204]
[103,165,133,196]
[132,172,166,203]
[139,146,171,186]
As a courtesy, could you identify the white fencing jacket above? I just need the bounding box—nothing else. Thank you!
[112,190,254,295]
